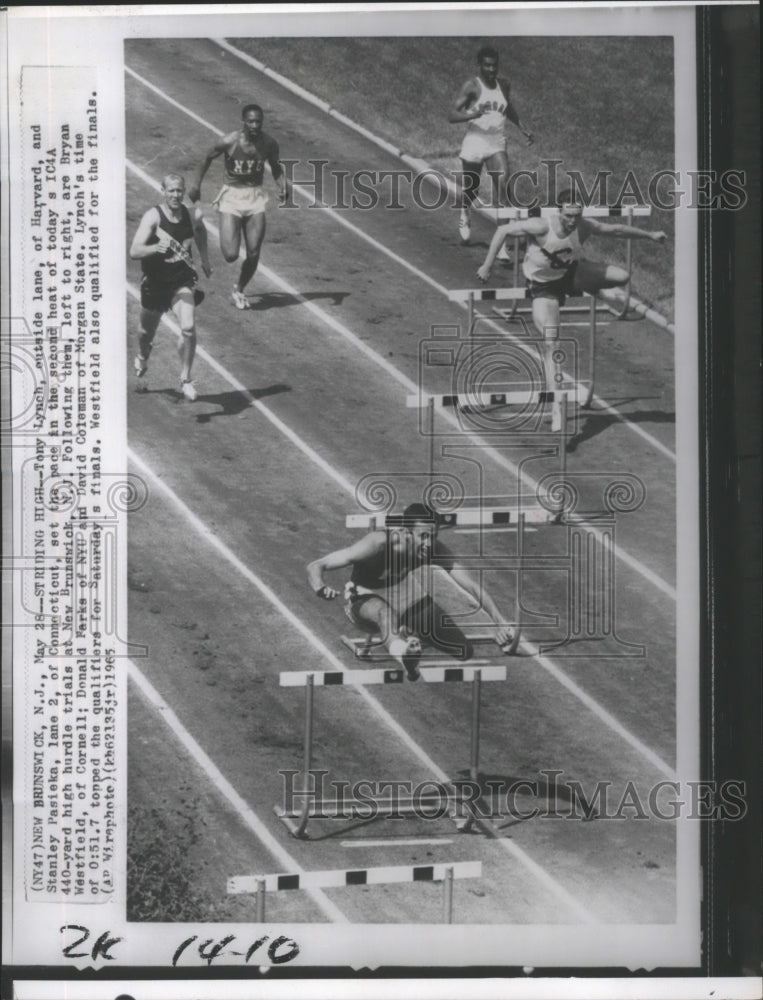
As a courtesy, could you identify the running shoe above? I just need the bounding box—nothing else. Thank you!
[181,379,198,402]
[458,213,471,245]
[388,635,422,681]
[134,355,149,392]
[500,627,521,656]
[231,288,249,310]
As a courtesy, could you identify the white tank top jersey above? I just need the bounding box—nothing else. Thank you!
[465,76,508,138]
[522,220,584,283]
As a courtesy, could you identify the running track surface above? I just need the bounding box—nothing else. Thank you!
[125,39,681,926]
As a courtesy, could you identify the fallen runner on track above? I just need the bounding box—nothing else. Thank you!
[307,502,519,681]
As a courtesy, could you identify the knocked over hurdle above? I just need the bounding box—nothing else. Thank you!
[273,666,505,839]
[228,861,482,923]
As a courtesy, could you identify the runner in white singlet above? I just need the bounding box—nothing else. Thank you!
[449,46,534,249]
[476,189,668,429]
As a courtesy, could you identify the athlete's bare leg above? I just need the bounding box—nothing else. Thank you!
[456,161,482,244]
[237,211,267,295]
[484,150,511,207]
[170,288,197,388]
[137,308,161,365]
[532,296,564,431]
[353,596,421,679]
[485,150,514,261]
[219,212,243,263]
[574,259,629,294]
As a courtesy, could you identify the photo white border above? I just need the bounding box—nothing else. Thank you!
[1,0,721,986]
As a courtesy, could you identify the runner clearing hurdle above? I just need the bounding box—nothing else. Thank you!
[476,187,668,431]
[307,502,518,681]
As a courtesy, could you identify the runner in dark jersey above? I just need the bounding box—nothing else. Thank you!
[129,173,211,399]
[307,503,518,680]
[477,188,667,429]
[188,104,290,311]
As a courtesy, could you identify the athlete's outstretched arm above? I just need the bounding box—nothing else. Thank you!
[266,139,290,204]
[500,81,534,145]
[307,533,385,599]
[477,218,546,280]
[187,134,234,202]
[584,218,668,242]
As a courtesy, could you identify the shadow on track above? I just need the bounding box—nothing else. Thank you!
[132,384,292,421]
[195,384,292,423]
[247,290,350,311]
[567,402,675,452]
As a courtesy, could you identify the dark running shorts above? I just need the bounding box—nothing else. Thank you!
[526,262,579,305]
[140,276,204,313]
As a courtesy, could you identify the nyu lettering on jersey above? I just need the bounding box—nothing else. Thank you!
[224,133,279,187]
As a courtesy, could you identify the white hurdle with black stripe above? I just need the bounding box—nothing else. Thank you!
[346,506,559,530]
[228,861,482,923]
[447,286,600,404]
[491,205,653,221]
[274,665,506,840]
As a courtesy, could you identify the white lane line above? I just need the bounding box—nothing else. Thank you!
[126,283,356,497]
[126,156,677,602]
[126,658,348,923]
[529,649,677,780]
[125,62,677,464]
[128,446,597,923]
[340,839,455,848]
[126,296,676,781]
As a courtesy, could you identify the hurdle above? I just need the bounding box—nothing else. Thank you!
[273,667,504,839]
[346,505,560,529]
[445,287,597,411]
[406,385,591,410]
[228,861,482,923]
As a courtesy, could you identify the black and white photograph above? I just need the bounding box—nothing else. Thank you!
[2,2,760,994]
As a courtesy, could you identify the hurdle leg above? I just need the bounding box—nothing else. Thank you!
[292,674,315,839]
[469,669,482,782]
[442,865,455,923]
[467,292,475,334]
[256,877,266,922]
[581,297,596,408]
[506,236,521,318]
[559,392,569,467]
[454,670,483,834]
